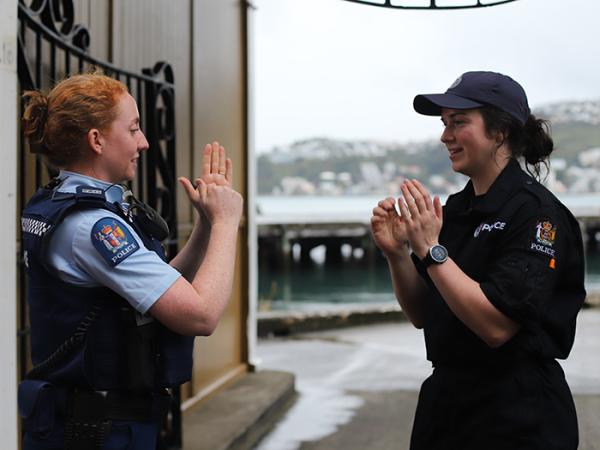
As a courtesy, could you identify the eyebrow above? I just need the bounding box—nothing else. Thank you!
[130,117,140,126]
[441,112,468,123]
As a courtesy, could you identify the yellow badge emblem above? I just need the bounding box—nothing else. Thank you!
[535,221,557,247]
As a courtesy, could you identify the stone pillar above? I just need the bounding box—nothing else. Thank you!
[0,0,18,446]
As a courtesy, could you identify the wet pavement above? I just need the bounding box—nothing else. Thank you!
[253,308,600,450]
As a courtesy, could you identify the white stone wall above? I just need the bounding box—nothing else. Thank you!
[0,0,18,447]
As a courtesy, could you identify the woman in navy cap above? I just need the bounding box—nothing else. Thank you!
[371,71,585,450]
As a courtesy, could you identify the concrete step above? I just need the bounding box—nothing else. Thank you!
[182,370,296,450]
[258,303,405,337]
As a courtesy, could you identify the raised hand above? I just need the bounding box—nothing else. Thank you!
[178,141,233,214]
[398,179,443,259]
[370,197,410,258]
[201,141,232,187]
[194,179,243,227]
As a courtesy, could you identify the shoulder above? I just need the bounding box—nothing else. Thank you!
[61,208,126,235]
[520,179,576,226]
[501,171,567,217]
[503,178,581,246]
[53,208,137,255]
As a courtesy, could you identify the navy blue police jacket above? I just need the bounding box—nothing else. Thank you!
[21,181,193,390]
[412,159,586,367]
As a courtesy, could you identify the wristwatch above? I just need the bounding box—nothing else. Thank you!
[422,244,448,268]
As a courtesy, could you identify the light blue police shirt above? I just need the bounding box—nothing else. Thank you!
[46,170,181,314]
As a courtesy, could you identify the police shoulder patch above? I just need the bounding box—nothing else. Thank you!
[528,219,558,259]
[91,217,140,267]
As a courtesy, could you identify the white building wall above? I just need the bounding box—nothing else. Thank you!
[0,0,18,447]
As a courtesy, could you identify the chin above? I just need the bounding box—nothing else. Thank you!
[451,162,464,174]
[124,170,137,182]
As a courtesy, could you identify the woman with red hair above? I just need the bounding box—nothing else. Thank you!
[20,73,243,449]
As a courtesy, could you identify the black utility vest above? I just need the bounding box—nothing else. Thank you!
[21,181,193,390]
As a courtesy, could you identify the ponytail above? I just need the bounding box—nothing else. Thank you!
[521,115,553,168]
[480,106,553,180]
[22,90,49,154]
[20,73,128,168]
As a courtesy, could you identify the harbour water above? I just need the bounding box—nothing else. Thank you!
[257,195,600,311]
[258,254,600,311]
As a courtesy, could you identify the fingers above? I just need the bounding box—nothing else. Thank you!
[211,142,220,174]
[225,158,233,183]
[178,177,197,199]
[218,145,226,175]
[370,215,385,230]
[377,197,396,211]
[202,144,212,177]
[397,196,412,223]
[400,184,419,218]
[412,180,433,210]
[402,180,430,215]
[197,178,208,202]
[433,195,443,220]
[201,141,230,185]
[372,205,392,218]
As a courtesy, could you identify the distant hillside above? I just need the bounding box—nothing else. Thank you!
[257,100,600,195]
[535,100,600,163]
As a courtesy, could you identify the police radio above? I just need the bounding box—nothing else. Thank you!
[124,192,170,242]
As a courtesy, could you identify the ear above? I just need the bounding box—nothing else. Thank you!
[86,128,103,156]
[493,130,506,148]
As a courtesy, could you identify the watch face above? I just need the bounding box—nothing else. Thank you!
[431,245,448,262]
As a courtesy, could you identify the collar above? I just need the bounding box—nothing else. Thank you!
[445,159,530,216]
[56,170,126,204]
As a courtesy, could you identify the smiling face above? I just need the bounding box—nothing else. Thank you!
[440,108,512,186]
[98,93,149,183]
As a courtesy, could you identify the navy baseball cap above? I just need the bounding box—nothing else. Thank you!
[413,71,531,125]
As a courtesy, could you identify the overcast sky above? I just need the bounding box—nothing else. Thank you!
[252,0,600,152]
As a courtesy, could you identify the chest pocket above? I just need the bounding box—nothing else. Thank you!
[445,217,508,279]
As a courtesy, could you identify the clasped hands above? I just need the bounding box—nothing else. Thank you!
[371,179,443,260]
[179,141,243,227]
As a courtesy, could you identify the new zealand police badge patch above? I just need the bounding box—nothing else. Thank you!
[529,220,557,258]
[91,217,139,267]
[536,221,557,246]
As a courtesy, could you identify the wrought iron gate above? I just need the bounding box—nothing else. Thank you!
[340,0,518,9]
[17,0,181,447]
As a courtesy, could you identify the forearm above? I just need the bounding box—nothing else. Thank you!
[189,222,239,326]
[427,258,520,347]
[169,214,210,281]
[386,248,426,328]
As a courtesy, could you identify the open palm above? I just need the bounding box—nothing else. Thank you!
[179,141,233,213]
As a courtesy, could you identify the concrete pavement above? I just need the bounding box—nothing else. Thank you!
[254,308,600,450]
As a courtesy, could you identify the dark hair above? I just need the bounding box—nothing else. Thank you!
[22,73,128,168]
[479,105,553,179]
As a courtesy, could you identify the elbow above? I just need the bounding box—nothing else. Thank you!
[401,311,424,329]
[198,320,218,336]
[166,313,219,336]
[188,316,219,337]
[482,329,515,349]
[482,320,521,349]
[484,336,508,349]
[412,320,424,330]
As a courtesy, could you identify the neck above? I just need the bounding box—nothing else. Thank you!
[63,161,115,184]
[470,150,512,196]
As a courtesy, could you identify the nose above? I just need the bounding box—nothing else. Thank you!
[138,130,150,152]
[440,125,453,145]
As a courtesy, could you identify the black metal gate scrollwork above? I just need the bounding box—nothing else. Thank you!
[340,0,518,9]
[17,0,181,448]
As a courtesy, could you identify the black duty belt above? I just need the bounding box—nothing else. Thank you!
[62,388,172,450]
[68,388,172,422]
